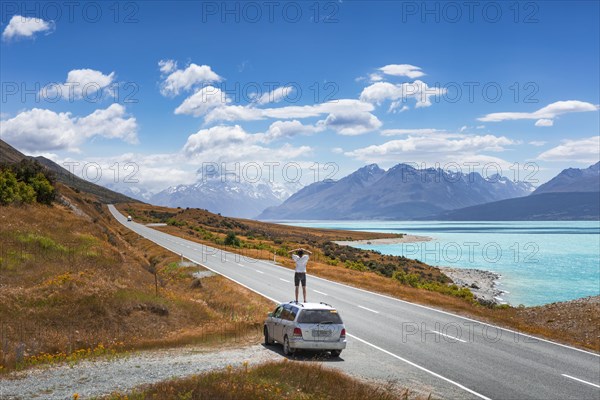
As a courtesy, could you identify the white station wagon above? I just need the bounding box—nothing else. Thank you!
[264,301,347,357]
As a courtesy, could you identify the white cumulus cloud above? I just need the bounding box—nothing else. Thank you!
[41,69,115,100]
[2,15,55,41]
[478,100,599,125]
[537,136,600,163]
[160,62,222,96]
[204,99,375,123]
[158,59,177,74]
[174,86,230,117]
[182,125,311,163]
[255,86,295,105]
[319,111,382,135]
[264,120,324,141]
[0,104,138,152]
[360,80,446,109]
[378,64,425,79]
[345,134,516,166]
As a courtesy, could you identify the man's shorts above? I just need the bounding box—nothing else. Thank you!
[294,272,306,287]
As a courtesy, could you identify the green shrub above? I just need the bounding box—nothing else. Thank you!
[29,173,55,204]
[0,160,56,206]
[392,270,475,302]
[166,218,186,227]
[344,260,367,272]
[224,231,241,247]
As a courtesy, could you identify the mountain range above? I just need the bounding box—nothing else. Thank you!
[429,162,600,220]
[149,168,302,218]
[258,163,535,220]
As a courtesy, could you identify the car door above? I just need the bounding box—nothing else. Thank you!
[269,305,284,342]
[275,304,292,341]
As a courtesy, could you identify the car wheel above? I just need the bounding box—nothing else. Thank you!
[264,326,273,345]
[330,350,342,357]
[283,335,294,356]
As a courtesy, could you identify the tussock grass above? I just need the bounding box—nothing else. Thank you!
[102,360,426,400]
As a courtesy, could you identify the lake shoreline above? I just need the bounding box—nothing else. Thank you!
[334,233,505,305]
[333,234,432,246]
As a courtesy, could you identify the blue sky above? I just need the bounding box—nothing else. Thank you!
[1,0,598,194]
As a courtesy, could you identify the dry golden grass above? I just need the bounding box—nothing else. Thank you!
[103,360,427,400]
[0,185,273,371]
[117,202,600,352]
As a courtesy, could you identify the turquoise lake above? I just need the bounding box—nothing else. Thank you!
[282,221,600,306]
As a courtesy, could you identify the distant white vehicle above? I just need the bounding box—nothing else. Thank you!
[264,301,346,357]
[127,215,132,222]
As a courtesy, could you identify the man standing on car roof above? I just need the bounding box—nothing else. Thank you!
[288,248,312,303]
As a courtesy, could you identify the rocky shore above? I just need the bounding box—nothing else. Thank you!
[440,267,505,305]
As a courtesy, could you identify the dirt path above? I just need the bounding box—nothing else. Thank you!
[0,345,282,399]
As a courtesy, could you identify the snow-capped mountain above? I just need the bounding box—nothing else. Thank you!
[149,172,302,218]
[104,183,155,202]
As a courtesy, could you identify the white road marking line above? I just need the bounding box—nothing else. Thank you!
[432,330,467,343]
[255,270,264,274]
[279,278,290,283]
[348,334,492,400]
[358,305,379,314]
[313,290,328,296]
[562,374,600,389]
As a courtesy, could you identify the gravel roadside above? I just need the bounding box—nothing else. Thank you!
[0,344,282,400]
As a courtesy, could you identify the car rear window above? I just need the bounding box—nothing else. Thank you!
[297,309,343,324]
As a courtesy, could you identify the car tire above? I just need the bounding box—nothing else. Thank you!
[283,335,294,356]
[264,326,273,345]
[330,350,342,357]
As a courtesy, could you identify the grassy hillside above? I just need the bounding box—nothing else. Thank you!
[0,185,274,371]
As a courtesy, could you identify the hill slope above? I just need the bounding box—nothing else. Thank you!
[1,139,138,204]
[424,191,600,221]
[533,162,600,195]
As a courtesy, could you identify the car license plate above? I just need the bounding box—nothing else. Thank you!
[312,329,332,337]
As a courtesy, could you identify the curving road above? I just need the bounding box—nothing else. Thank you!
[109,205,600,400]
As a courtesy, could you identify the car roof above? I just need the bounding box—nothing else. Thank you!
[283,302,336,310]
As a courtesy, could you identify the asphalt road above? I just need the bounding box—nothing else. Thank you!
[109,205,600,400]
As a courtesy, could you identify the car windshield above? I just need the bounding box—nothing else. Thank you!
[297,309,343,324]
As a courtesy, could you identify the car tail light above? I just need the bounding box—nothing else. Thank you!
[293,327,302,337]
[340,328,346,338]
